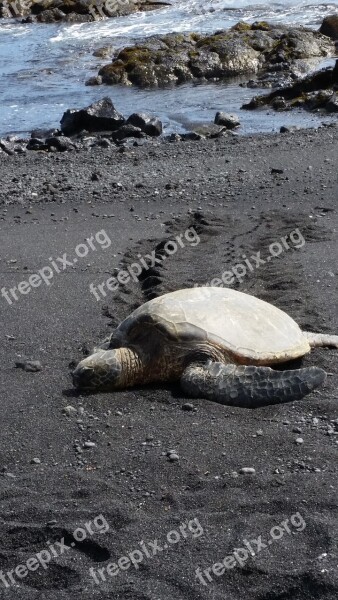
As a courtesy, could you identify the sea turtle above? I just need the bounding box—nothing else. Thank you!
[72,287,338,408]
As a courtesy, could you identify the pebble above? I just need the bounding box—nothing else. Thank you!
[83,441,96,448]
[62,405,77,416]
[182,403,194,411]
[31,458,41,464]
[295,437,304,445]
[293,426,302,433]
[239,467,256,475]
[168,453,179,462]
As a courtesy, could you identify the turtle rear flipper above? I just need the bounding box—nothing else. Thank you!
[181,362,326,408]
[304,332,338,349]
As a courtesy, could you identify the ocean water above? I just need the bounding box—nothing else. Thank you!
[0,1,338,137]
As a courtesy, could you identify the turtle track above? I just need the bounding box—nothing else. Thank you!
[104,209,332,338]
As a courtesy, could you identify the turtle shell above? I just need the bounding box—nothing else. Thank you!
[113,287,310,364]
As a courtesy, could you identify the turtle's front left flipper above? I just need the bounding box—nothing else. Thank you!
[181,362,326,408]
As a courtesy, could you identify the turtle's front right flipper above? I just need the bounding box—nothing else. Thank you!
[180,362,326,408]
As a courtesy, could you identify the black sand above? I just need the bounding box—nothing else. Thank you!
[0,126,337,599]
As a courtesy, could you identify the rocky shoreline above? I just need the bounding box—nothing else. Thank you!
[243,59,338,114]
[0,0,170,23]
[93,23,334,88]
[0,97,245,156]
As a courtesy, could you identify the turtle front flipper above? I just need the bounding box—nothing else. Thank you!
[180,362,326,408]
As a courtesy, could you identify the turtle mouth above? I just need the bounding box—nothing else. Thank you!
[72,365,97,390]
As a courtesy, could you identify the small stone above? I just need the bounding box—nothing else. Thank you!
[280,125,299,133]
[293,426,302,433]
[31,458,41,464]
[62,405,77,416]
[83,441,96,448]
[256,429,263,436]
[47,519,57,526]
[168,453,179,462]
[295,437,304,445]
[182,403,194,411]
[239,467,256,475]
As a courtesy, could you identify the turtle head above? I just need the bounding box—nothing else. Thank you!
[72,349,123,391]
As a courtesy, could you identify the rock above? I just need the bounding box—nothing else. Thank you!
[181,132,203,141]
[111,124,144,141]
[144,118,163,137]
[15,360,42,372]
[182,403,194,411]
[0,139,15,156]
[83,441,96,448]
[85,76,103,86]
[45,136,75,151]
[214,112,240,129]
[295,437,304,445]
[127,113,163,136]
[93,46,114,58]
[243,60,338,113]
[26,138,48,150]
[168,453,179,462]
[280,125,299,133]
[320,15,338,40]
[62,405,77,416]
[272,96,288,110]
[326,93,338,112]
[31,458,41,464]
[191,124,227,138]
[60,98,125,135]
[98,24,334,88]
[1,0,170,23]
[239,467,256,475]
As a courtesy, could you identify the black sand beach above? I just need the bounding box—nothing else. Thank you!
[0,126,337,599]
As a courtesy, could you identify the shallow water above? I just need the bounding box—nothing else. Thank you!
[0,1,338,137]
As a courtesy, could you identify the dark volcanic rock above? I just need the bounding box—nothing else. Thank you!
[111,124,145,141]
[1,0,171,23]
[320,15,338,40]
[326,93,338,112]
[45,136,76,151]
[98,23,334,88]
[60,97,125,135]
[214,112,240,129]
[242,59,338,113]
[127,113,163,136]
